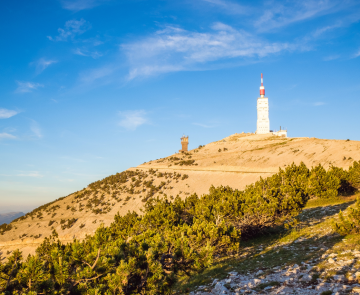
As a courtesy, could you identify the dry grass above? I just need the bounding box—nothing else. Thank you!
[2,133,360,258]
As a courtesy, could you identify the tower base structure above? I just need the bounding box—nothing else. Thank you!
[272,128,287,137]
[256,96,270,134]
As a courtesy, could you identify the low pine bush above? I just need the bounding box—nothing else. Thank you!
[0,162,359,294]
[333,197,360,235]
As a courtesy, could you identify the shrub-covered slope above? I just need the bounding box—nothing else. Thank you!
[1,162,360,294]
[1,134,360,258]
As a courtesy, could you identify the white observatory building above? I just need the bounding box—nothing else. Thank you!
[256,73,270,134]
[256,73,287,137]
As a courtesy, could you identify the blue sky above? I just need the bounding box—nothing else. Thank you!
[1,0,360,212]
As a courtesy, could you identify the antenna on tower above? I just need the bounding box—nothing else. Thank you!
[260,73,265,97]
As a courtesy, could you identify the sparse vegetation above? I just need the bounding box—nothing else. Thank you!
[0,162,328,295]
[0,223,12,235]
[1,133,360,295]
[60,218,78,230]
[48,220,55,227]
[333,196,360,235]
[181,174,189,180]
[175,159,196,166]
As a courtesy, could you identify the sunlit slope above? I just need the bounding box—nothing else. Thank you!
[1,133,359,258]
[141,133,359,172]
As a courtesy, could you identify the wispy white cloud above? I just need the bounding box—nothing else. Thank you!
[60,0,109,11]
[17,171,43,178]
[192,122,216,128]
[312,22,343,37]
[122,23,293,80]
[254,0,350,31]
[30,120,43,138]
[74,48,103,59]
[353,49,360,58]
[118,110,147,130]
[313,102,326,106]
[127,65,184,81]
[0,133,16,140]
[323,55,340,61]
[47,19,91,42]
[79,66,115,84]
[201,0,250,15]
[0,108,18,119]
[32,58,57,74]
[15,81,44,93]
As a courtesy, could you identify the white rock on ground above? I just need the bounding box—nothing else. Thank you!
[189,261,360,295]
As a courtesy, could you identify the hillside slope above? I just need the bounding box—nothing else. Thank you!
[1,133,360,258]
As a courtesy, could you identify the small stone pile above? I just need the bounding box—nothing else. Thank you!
[190,262,360,295]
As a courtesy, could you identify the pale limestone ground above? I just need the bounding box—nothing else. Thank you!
[1,133,360,258]
[185,199,360,295]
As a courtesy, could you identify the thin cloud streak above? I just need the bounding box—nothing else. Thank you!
[254,0,358,32]
[15,81,44,93]
[32,58,57,74]
[74,48,103,59]
[17,171,43,178]
[122,23,293,80]
[201,0,250,15]
[323,55,340,61]
[312,22,343,37]
[60,0,109,11]
[0,133,16,140]
[30,120,43,138]
[0,109,18,119]
[353,49,360,58]
[118,110,147,130]
[79,66,115,85]
[47,19,91,42]
[192,123,216,128]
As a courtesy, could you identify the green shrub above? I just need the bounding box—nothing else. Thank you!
[1,162,358,294]
[307,164,339,199]
[181,174,189,180]
[348,161,360,190]
[333,197,360,235]
[60,218,77,230]
[0,223,12,235]
[177,160,195,166]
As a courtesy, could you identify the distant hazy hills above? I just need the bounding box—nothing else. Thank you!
[0,212,24,225]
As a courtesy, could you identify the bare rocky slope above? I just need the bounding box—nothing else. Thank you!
[1,133,360,258]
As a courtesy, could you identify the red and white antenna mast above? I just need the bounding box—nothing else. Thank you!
[260,73,265,97]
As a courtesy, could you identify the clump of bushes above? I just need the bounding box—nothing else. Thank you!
[0,223,12,235]
[0,163,316,295]
[175,159,196,166]
[48,220,55,227]
[1,161,360,294]
[333,197,360,235]
[182,174,189,180]
[60,218,77,230]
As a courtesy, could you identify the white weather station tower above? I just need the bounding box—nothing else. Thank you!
[255,73,287,137]
[256,73,270,134]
